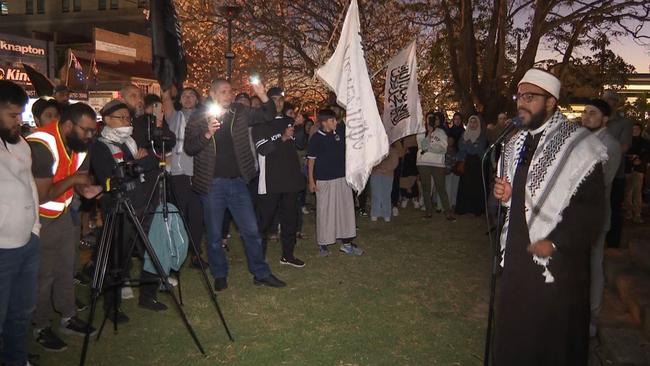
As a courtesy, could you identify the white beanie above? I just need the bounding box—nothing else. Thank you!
[518,69,561,99]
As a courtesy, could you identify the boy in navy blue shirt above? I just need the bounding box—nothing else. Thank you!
[307,109,363,256]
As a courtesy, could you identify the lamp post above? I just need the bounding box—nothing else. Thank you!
[217,4,242,81]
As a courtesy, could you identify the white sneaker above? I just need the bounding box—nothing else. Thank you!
[301,207,310,215]
[384,217,391,223]
[121,286,134,299]
[371,216,378,222]
[420,205,426,212]
[413,200,420,209]
[167,276,178,287]
[392,207,399,216]
[400,199,408,208]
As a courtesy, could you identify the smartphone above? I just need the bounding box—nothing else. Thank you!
[153,102,162,116]
[249,75,260,85]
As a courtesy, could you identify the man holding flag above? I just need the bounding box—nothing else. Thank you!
[315,0,389,195]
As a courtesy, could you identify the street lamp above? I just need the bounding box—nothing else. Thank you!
[217,4,242,81]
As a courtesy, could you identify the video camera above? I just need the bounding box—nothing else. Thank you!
[105,161,145,193]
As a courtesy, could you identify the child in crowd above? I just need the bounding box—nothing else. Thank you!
[307,109,363,257]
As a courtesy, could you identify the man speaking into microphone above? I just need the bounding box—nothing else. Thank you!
[492,69,608,365]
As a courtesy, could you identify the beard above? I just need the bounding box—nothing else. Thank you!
[66,131,90,152]
[0,123,21,144]
[519,107,549,131]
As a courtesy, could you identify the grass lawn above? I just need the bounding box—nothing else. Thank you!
[38,206,492,366]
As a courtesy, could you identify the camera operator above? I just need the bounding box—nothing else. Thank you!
[89,100,168,324]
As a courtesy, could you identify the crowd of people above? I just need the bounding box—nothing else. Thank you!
[0,67,648,365]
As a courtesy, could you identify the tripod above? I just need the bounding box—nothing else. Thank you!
[138,140,233,341]
[79,189,205,366]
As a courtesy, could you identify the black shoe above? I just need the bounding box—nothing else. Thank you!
[105,309,130,324]
[59,316,96,337]
[280,256,306,268]
[138,298,168,312]
[254,274,287,288]
[75,298,87,312]
[190,256,209,269]
[213,277,228,292]
[34,327,67,352]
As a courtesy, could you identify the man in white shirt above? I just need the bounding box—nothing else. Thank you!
[0,80,40,366]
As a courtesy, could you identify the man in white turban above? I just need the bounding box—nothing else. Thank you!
[492,68,608,365]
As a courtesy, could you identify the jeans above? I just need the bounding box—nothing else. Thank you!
[201,178,271,280]
[370,174,393,219]
[0,234,39,366]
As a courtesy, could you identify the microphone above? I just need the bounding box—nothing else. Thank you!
[487,116,523,152]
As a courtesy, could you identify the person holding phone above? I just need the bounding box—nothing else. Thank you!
[184,77,286,291]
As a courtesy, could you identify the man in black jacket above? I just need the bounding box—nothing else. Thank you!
[184,78,286,291]
[253,88,305,267]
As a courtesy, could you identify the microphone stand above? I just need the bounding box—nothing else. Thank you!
[480,122,518,366]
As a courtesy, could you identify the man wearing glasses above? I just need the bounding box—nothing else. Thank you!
[88,99,165,324]
[493,68,608,365]
[26,102,102,352]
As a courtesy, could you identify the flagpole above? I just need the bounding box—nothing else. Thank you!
[311,3,348,82]
[65,49,71,87]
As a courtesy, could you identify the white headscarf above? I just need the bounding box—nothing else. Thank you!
[463,115,482,143]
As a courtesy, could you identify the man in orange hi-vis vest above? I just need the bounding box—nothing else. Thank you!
[26,102,102,353]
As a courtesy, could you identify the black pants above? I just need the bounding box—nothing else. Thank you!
[99,209,159,313]
[257,192,299,259]
[606,177,625,247]
[170,175,204,256]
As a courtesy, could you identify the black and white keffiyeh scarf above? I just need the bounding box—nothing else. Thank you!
[498,110,608,283]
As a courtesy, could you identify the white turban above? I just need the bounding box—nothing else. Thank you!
[518,69,561,99]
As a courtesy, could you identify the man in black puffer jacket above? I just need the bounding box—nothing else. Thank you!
[184,78,286,291]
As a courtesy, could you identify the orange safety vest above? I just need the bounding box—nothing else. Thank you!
[27,122,87,218]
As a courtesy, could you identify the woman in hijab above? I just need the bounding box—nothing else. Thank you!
[455,115,488,215]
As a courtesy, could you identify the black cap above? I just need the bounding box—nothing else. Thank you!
[586,98,611,117]
[235,92,251,101]
[53,85,70,93]
[100,99,130,117]
[267,87,284,98]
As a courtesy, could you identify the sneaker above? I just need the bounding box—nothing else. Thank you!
[384,217,391,223]
[34,327,67,352]
[138,298,168,312]
[413,199,420,209]
[75,298,87,312]
[392,207,399,217]
[105,309,130,324]
[359,209,368,217]
[339,243,364,256]
[213,277,228,292]
[254,274,287,288]
[121,286,135,299]
[400,199,408,208]
[59,316,97,337]
[319,245,330,257]
[371,216,378,222]
[159,276,178,291]
[420,205,427,212]
[280,256,306,268]
[301,206,310,215]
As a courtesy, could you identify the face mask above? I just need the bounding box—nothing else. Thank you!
[114,126,133,139]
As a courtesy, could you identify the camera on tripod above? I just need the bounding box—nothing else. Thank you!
[105,161,144,193]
